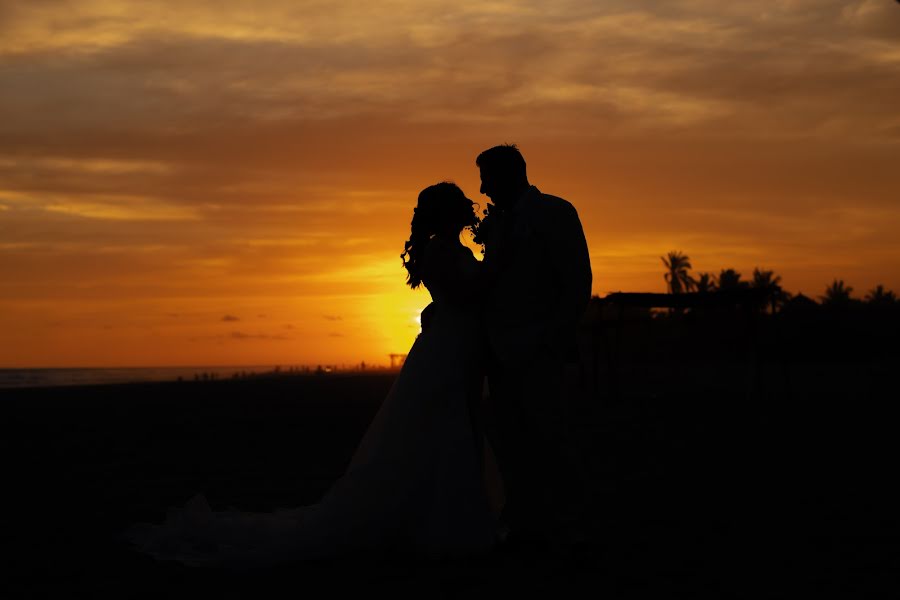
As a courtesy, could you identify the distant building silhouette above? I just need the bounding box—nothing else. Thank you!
[388,353,407,368]
[784,293,819,312]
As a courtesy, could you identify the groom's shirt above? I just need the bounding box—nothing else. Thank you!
[483,185,592,367]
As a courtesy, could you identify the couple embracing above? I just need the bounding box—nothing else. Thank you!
[127,144,593,566]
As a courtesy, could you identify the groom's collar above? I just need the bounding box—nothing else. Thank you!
[510,185,539,215]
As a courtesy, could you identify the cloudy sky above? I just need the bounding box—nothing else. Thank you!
[1,0,899,367]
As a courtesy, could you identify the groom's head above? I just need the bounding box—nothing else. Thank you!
[477,144,529,209]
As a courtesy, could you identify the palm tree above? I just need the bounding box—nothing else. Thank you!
[865,284,897,306]
[662,251,695,294]
[751,268,790,313]
[821,279,854,306]
[717,268,747,291]
[694,272,716,293]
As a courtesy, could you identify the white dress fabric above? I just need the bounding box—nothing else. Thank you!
[126,239,496,568]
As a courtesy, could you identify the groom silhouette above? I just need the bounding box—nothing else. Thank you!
[477,144,592,548]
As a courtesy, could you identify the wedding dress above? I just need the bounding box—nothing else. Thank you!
[126,238,497,567]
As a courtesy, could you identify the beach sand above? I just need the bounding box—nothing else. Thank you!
[3,366,897,597]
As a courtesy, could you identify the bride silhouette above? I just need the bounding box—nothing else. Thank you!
[126,182,502,567]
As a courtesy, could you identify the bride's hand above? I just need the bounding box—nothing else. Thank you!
[420,302,436,333]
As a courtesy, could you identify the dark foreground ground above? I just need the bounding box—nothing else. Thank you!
[3,361,899,598]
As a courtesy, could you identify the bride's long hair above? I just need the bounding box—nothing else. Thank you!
[401,182,478,289]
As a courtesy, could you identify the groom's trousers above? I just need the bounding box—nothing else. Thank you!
[486,349,586,541]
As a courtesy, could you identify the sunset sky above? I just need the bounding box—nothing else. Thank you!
[2,0,899,368]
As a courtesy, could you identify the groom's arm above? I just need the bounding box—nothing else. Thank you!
[541,200,592,361]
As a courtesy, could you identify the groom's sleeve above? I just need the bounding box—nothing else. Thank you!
[543,201,592,361]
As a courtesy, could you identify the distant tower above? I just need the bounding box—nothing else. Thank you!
[388,353,407,368]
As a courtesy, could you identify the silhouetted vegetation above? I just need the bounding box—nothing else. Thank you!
[576,253,899,403]
[751,268,789,314]
[694,272,715,293]
[661,251,695,294]
[716,267,747,292]
[821,279,855,307]
[866,284,897,306]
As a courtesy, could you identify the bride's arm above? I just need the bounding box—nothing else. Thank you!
[423,238,485,308]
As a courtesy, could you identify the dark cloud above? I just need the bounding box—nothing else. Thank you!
[323,315,342,321]
[229,331,290,340]
[221,314,239,321]
[2,2,894,144]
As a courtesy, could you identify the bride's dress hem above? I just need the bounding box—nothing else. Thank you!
[125,296,498,568]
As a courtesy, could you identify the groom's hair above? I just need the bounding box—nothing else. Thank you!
[476,144,527,180]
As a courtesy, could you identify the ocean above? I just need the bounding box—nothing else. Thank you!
[0,366,307,389]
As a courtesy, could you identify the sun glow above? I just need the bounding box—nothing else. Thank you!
[366,279,431,361]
